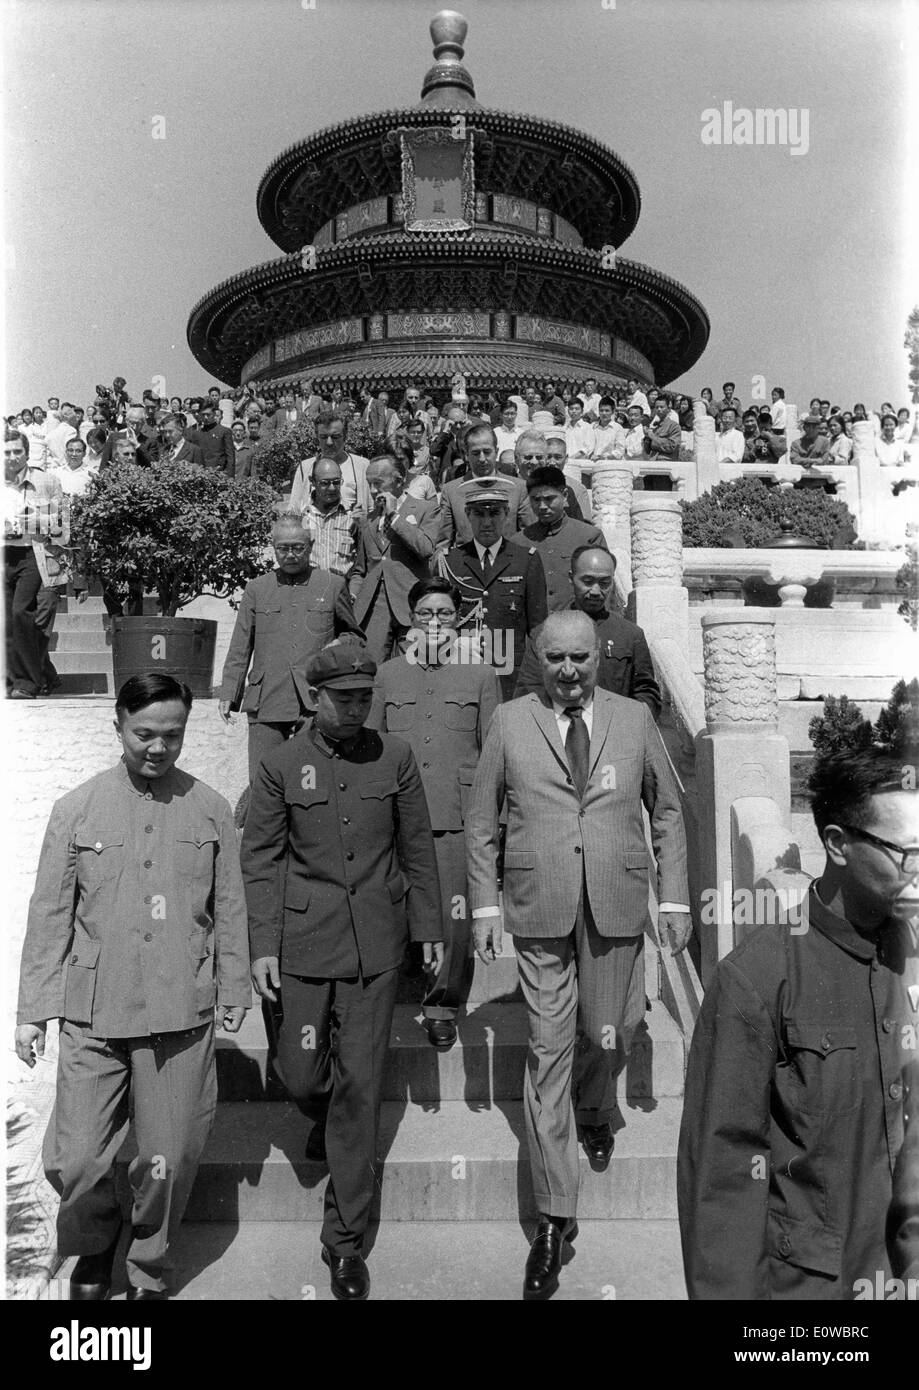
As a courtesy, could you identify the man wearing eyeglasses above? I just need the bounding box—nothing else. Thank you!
[218,513,364,780]
[678,744,919,1300]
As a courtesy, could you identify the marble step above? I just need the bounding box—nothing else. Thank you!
[215,999,685,1103]
[116,1096,682,1223]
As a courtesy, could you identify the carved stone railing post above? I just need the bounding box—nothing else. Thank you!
[591,462,635,595]
[695,610,791,981]
[627,494,688,648]
[693,400,719,494]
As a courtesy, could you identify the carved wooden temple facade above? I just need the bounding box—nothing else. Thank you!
[187,11,709,399]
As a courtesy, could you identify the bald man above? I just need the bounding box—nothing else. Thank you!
[219,514,364,779]
[465,610,689,1298]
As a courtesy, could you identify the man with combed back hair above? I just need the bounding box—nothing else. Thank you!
[466,610,690,1298]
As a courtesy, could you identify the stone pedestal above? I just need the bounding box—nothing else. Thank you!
[693,400,719,495]
[626,494,688,647]
[695,610,791,981]
[591,462,635,594]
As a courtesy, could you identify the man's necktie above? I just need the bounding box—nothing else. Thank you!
[482,547,493,580]
[564,705,589,797]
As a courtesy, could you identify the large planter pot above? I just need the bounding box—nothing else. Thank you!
[110,616,218,697]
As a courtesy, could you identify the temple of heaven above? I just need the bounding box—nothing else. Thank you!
[187,10,709,399]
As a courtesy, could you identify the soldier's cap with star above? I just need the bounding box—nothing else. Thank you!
[465,477,510,507]
[306,639,376,690]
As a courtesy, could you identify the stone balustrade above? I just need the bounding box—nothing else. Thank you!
[682,547,905,607]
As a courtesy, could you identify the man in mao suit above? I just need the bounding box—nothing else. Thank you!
[350,456,439,662]
[514,465,607,610]
[241,642,443,1300]
[219,513,364,780]
[15,673,250,1300]
[465,610,690,1298]
[514,545,662,719]
[442,480,547,699]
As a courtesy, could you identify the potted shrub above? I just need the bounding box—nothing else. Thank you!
[71,461,277,694]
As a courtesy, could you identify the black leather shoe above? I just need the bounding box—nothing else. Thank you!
[424,1018,457,1051]
[129,1286,168,1301]
[523,1218,577,1299]
[321,1246,370,1300]
[581,1122,615,1167]
[69,1229,122,1301]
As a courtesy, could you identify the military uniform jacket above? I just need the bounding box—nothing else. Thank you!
[219,567,364,722]
[367,656,501,832]
[677,886,919,1300]
[351,494,440,629]
[437,475,534,549]
[241,725,443,978]
[443,538,548,679]
[515,605,662,719]
[17,761,251,1037]
[513,516,608,611]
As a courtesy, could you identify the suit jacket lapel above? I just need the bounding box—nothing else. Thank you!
[588,688,615,781]
[529,694,570,779]
[487,540,517,581]
[462,540,488,586]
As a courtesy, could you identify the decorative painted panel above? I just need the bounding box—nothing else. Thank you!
[274,319,363,363]
[387,310,490,337]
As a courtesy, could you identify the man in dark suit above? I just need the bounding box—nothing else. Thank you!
[435,424,533,559]
[515,465,607,610]
[263,389,302,437]
[241,641,443,1301]
[443,479,548,699]
[186,401,235,474]
[466,610,690,1298]
[643,396,681,460]
[158,414,204,467]
[515,545,661,718]
[351,456,439,662]
[218,513,364,779]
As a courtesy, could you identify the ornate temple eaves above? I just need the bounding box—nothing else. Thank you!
[256,106,642,252]
[187,238,709,388]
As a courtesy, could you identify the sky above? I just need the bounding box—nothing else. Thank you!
[2,0,915,411]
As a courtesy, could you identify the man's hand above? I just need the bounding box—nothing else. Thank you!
[75,588,88,604]
[657,911,693,955]
[252,956,281,1002]
[218,699,236,726]
[376,491,399,517]
[473,913,503,964]
[217,1004,247,1032]
[422,941,445,973]
[433,549,450,578]
[15,1023,47,1067]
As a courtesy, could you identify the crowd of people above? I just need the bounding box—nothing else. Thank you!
[4,373,913,701]
[8,369,918,1304]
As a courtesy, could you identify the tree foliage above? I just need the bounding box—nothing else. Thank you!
[70,462,277,616]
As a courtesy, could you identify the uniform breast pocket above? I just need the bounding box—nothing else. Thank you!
[385,698,417,732]
[785,1022,860,1114]
[176,832,219,891]
[444,697,478,732]
[75,833,125,884]
[254,603,282,634]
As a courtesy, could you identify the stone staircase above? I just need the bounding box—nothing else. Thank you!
[103,934,687,1300]
[47,592,157,695]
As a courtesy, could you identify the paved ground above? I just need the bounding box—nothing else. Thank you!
[55,1220,686,1301]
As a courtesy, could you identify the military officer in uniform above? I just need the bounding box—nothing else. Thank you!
[241,641,444,1301]
[218,512,364,780]
[15,673,251,1300]
[368,578,501,1050]
[443,479,548,698]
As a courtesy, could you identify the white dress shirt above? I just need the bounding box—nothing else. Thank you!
[565,420,596,458]
[716,427,745,464]
[474,539,502,569]
[591,421,626,460]
[628,390,650,416]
